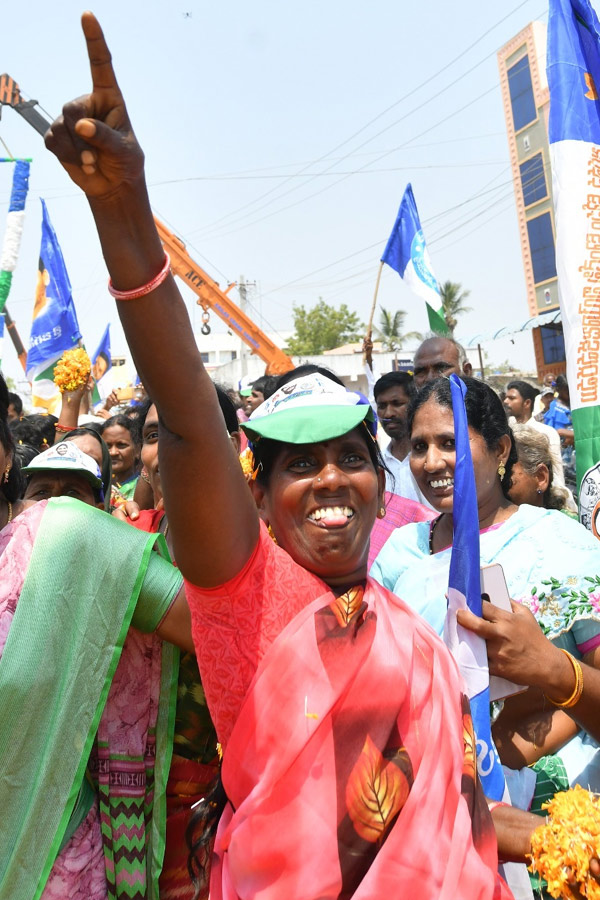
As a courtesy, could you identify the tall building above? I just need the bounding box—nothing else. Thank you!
[498,21,566,378]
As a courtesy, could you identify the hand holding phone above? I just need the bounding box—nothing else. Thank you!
[480,564,526,702]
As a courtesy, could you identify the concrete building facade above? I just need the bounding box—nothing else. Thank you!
[497,21,566,379]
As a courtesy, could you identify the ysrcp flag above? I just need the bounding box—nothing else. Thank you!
[547,0,600,530]
[443,375,505,799]
[91,324,112,404]
[26,199,81,412]
[0,160,30,367]
[381,184,449,335]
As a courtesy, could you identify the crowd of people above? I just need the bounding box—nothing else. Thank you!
[1,13,599,900]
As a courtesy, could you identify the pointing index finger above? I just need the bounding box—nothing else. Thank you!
[81,11,120,93]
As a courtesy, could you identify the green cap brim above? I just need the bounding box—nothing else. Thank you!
[241,404,373,444]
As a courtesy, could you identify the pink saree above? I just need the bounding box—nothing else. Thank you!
[0,501,178,900]
[210,578,512,900]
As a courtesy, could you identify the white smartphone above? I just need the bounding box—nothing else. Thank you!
[480,563,526,702]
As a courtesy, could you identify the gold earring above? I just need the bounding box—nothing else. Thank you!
[378,505,386,519]
[3,464,10,483]
[497,462,506,482]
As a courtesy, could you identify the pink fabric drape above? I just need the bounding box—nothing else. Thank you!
[210,578,512,900]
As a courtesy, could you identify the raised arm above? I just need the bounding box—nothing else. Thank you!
[45,13,259,586]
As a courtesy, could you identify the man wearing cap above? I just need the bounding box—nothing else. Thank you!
[23,442,106,509]
[242,375,276,418]
[534,386,555,423]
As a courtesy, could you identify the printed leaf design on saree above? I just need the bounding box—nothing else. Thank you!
[345,734,410,843]
[329,586,365,628]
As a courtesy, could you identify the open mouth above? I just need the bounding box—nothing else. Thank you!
[429,477,454,490]
[308,506,355,527]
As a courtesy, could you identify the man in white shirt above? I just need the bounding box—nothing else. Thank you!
[373,371,433,508]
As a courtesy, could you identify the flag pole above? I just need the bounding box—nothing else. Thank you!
[366,261,384,340]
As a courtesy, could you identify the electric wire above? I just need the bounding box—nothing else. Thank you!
[187,0,541,238]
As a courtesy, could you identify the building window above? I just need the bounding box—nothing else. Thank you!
[540,324,565,365]
[200,352,209,364]
[527,213,557,284]
[231,350,237,361]
[507,55,537,132]
[520,153,547,206]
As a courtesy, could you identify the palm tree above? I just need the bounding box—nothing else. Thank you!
[374,307,422,360]
[438,281,472,336]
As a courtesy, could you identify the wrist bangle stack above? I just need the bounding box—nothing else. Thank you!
[108,252,171,301]
[544,648,584,708]
[55,424,77,433]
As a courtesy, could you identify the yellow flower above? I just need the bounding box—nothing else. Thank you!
[239,447,259,481]
[53,348,92,393]
[529,786,600,899]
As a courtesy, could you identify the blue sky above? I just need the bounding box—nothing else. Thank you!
[0,0,554,387]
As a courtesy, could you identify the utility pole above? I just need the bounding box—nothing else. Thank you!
[238,276,248,385]
[237,276,258,383]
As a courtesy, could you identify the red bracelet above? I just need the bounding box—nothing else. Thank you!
[55,424,77,432]
[108,252,171,301]
[487,801,510,814]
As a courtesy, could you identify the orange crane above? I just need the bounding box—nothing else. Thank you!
[0,73,294,376]
[154,220,293,374]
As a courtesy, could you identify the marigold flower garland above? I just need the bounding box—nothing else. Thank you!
[529,786,600,899]
[53,348,92,393]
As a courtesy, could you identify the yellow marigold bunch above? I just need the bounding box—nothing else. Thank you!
[53,348,92,393]
[529,786,600,899]
[239,447,256,480]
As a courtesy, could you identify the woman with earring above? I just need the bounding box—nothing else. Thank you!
[508,424,576,517]
[101,414,141,501]
[371,377,600,889]
[41,16,516,899]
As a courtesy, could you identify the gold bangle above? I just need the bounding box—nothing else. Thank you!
[544,648,584,708]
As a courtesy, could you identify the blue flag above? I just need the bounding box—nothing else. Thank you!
[381,184,448,335]
[92,325,111,377]
[443,375,505,799]
[91,324,112,403]
[27,199,81,377]
[548,0,600,144]
[26,200,81,410]
[547,0,600,515]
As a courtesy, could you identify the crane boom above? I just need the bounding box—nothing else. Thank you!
[0,73,294,376]
[154,220,293,374]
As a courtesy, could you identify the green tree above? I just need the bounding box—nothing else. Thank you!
[287,299,364,355]
[374,307,422,355]
[439,281,472,336]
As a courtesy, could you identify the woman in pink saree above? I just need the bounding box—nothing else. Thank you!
[45,15,512,899]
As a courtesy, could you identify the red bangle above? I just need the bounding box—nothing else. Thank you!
[108,252,171,301]
[54,424,77,432]
[487,801,510,814]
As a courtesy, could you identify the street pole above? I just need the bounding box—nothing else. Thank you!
[477,343,486,382]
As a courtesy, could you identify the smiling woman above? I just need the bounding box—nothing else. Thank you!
[41,13,513,900]
[101,414,141,498]
[371,377,600,888]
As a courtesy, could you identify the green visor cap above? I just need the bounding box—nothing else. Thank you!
[240,372,375,444]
